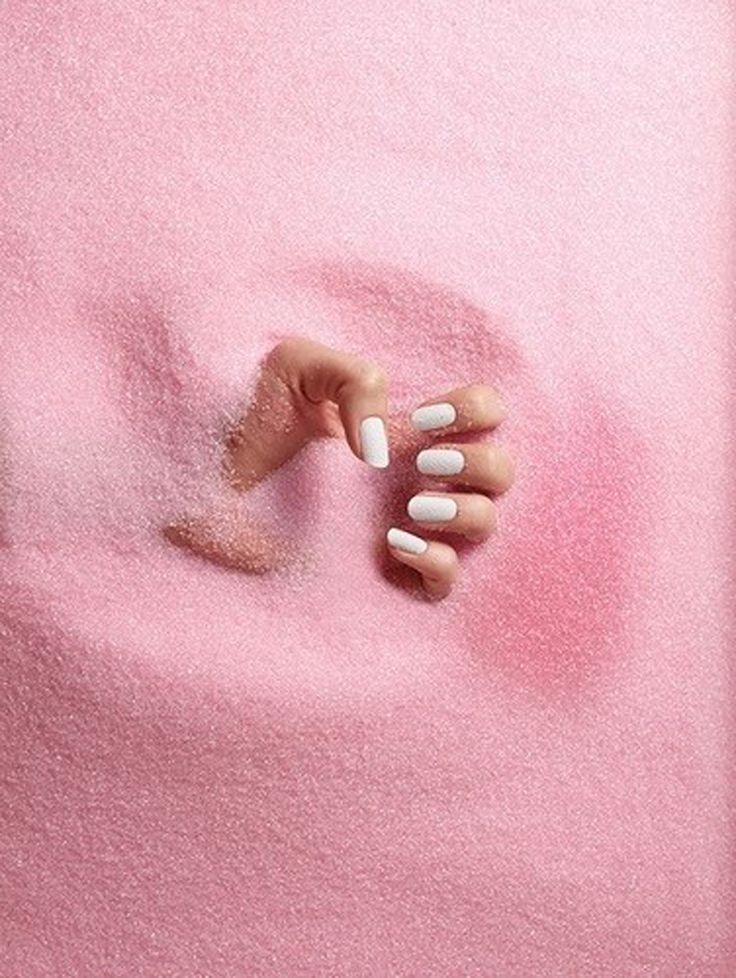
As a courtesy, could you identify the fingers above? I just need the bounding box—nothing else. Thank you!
[387,488,500,600]
[410,384,505,436]
[225,337,390,491]
[406,492,496,542]
[342,369,389,469]
[386,529,459,600]
[276,337,390,468]
[217,353,510,603]
[387,383,513,600]
[415,442,514,494]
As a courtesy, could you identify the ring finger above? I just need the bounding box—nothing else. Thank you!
[406,492,497,541]
[415,442,514,494]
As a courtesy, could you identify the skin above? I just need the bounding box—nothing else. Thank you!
[165,338,514,599]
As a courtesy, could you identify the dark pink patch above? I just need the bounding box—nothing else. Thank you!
[460,386,646,693]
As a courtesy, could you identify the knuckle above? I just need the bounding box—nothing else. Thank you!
[434,546,460,581]
[465,383,491,406]
[476,382,501,400]
[477,443,497,472]
[469,385,501,418]
[476,496,497,530]
[430,581,453,601]
[353,360,387,393]
[268,336,303,367]
[497,449,515,488]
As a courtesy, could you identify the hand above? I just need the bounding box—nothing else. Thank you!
[224,336,391,488]
[386,385,513,600]
[165,340,514,599]
[164,337,389,571]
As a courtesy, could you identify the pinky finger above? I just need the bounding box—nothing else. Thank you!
[386,528,459,600]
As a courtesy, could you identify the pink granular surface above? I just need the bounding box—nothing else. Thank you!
[1,3,734,975]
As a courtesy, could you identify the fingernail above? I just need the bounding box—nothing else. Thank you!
[411,402,457,431]
[407,495,458,522]
[416,448,465,476]
[360,416,389,469]
[387,527,428,555]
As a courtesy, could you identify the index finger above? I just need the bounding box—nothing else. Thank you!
[410,384,505,436]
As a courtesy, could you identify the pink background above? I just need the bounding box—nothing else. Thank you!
[1,2,734,975]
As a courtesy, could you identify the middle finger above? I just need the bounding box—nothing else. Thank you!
[415,442,514,494]
[406,491,497,541]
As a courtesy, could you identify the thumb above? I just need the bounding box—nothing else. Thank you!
[288,337,390,469]
[225,336,390,492]
[164,337,390,574]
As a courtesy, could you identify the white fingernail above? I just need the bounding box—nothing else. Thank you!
[411,402,457,431]
[407,495,458,522]
[360,416,389,469]
[387,527,428,555]
[416,448,465,476]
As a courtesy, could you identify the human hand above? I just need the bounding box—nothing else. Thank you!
[164,336,389,571]
[165,340,513,599]
[385,385,513,600]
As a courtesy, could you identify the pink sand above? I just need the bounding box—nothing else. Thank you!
[1,2,734,975]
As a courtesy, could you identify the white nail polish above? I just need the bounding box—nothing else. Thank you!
[360,416,389,469]
[387,527,428,555]
[416,448,465,476]
[411,402,457,431]
[407,495,458,522]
